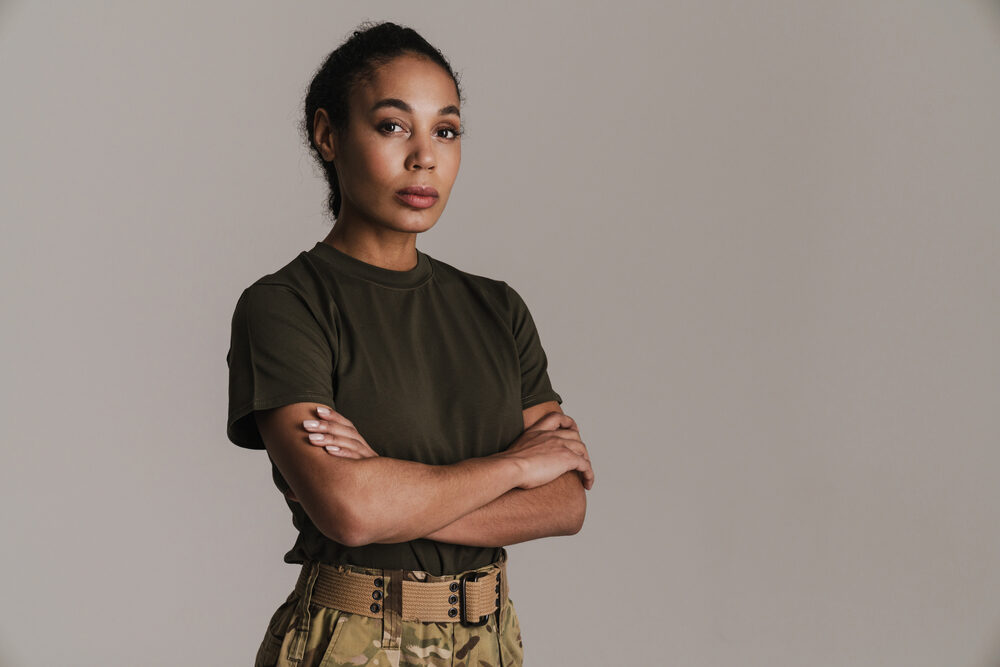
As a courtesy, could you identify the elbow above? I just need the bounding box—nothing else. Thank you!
[312,463,389,547]
[566,506,586,535]
[312,489,374,548]
[317,511,370,548]
[564,481,587,535]
[335,524,369,548]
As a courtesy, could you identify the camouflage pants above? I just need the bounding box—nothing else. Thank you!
[254,554,524,667]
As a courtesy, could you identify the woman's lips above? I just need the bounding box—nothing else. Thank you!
[395,190,439,209]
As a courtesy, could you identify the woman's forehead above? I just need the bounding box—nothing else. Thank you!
[352,55,459,114]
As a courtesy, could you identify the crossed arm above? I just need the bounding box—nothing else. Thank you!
[415,470,585,547]
[265,399,588,547]
[381,400,587,547]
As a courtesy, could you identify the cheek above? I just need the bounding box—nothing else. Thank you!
[436,143,460,177]
[364,150,398,183]
[343,144,397,195]
[440,150,461,192]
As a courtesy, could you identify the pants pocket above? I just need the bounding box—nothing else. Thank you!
[254,631,285,667]
[254,591,300,667]
[317,612,383,667]
[254,594,352,667]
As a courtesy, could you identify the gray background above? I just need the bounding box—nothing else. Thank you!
[2,1,998,665]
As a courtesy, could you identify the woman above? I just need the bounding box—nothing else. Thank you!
[226,21,594,667]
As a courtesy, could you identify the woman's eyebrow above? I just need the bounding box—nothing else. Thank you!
[369,97,460,118]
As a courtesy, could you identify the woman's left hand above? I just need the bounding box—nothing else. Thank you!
[302,406,380,458]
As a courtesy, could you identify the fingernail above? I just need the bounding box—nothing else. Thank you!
[316,406,330,415]
[303,420,319,428]
[325,445,340,452]
[308,433,324,441]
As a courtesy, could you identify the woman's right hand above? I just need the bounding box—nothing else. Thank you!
[497,412,594,490]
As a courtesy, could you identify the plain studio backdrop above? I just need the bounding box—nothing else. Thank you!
[1,2,999,665]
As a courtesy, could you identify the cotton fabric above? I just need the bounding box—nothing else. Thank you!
[225,241,562,575]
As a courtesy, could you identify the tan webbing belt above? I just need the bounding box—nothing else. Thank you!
[294,554,509,626]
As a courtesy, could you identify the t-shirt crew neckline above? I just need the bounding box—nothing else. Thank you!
[308,241,433,289]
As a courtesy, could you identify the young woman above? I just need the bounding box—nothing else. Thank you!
[226,21,594,667]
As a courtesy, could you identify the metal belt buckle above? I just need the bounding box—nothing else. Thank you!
[458,571,490,627]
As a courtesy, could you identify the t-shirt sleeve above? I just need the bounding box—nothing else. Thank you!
[505,282,563,409]
[226,282,337,450]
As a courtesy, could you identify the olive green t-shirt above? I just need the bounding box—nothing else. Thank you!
[226,241,562,576]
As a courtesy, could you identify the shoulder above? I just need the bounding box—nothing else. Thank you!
[421,254,545,328]
[232,249,336,317]
[227,255,342,351]
[424,253,514,304]
[425,253,505,289]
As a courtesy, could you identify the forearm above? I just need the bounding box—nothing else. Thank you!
[415,471,586,547]
[344,455,524,546]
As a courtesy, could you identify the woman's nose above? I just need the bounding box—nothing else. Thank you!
[406,136,436,170]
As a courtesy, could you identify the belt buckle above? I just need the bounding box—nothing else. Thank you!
[458,571,490,627]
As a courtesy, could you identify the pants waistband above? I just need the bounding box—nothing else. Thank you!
[294,548,510,627]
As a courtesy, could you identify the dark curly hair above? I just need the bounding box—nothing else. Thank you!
[301,20,465,220]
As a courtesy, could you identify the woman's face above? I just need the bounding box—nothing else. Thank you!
[329,53,462,235]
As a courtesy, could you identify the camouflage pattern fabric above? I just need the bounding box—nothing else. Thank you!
[254,559,524,667]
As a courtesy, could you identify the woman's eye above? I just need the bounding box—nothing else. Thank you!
[379,121,405,134]
[378,121,461,139]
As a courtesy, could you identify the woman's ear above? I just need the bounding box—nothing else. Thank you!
[313,108,337,162]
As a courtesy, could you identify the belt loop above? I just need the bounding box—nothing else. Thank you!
[288,562,320,663]
[381,568,405,651]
